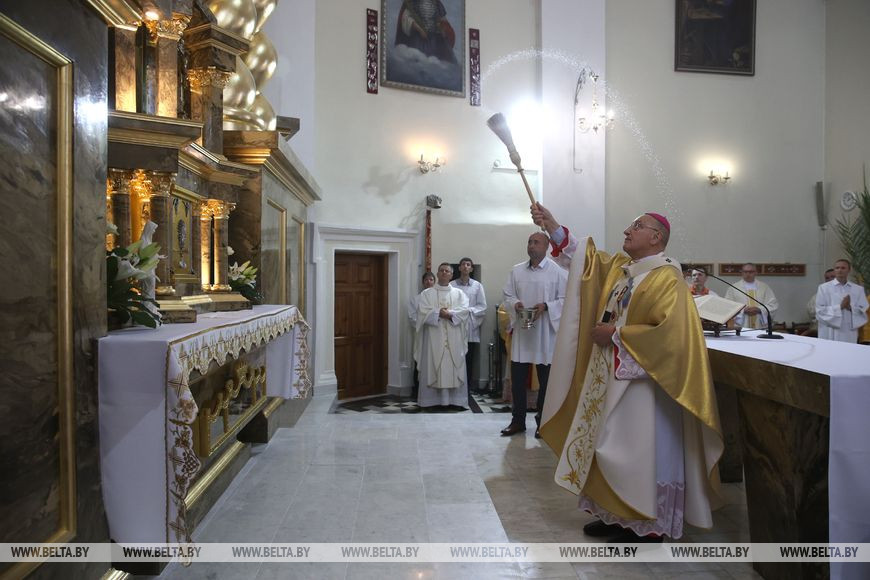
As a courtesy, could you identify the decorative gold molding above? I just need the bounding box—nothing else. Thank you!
[144,14,190,41]
[225,146,319,207]
[188,66,232,92]
[201,198,236,219]
[292,215,306,315]
[266,198,287,304]
[0,13,76,579]
[85,0,141,29]
[185,440,246,508]
[262,397,283,419]
[194,362,267,456]
[179,147,251,187]
[172,184,207,204]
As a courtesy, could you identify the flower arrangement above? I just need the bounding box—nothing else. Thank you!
[106,223,162,328]
[228,247,261,303]
[835,168,870,285]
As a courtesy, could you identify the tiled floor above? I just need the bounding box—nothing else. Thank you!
[157,393,761,580]
[331,392,512,414]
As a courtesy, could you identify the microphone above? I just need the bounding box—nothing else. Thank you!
[707,273,783,339]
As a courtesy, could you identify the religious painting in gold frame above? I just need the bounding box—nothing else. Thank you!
[380,0,466,97]
[0,13,76,579]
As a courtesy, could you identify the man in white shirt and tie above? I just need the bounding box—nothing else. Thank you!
[816,259,869,343]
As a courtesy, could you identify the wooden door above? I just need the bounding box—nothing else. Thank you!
[334,253,387,399]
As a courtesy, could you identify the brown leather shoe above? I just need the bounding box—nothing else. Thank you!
[582,520,623,537]
[500,423,526,436]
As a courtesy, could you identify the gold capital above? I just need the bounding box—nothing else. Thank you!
[188,67,232,93]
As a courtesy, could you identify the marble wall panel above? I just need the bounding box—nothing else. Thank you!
[0,25,62,549]
[737,390,829,580]
[261,171,307,308]
[0,1,110,578]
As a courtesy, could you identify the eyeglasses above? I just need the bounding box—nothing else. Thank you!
[629,220,662,233]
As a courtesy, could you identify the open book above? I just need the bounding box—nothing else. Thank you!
[693,294,745,325]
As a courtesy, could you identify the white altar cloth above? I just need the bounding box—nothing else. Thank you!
[706,331,870,579]
[98,305,310,544]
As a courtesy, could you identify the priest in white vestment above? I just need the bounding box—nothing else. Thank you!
[534,204,723,542]
[816,259,869,343]
[415,262,471,408]
[724,263,778,329]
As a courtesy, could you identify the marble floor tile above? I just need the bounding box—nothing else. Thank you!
[158,392,762,580]
[426,502,509,543]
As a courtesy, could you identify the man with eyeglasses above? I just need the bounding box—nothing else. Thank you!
[531,203,723,544]
[724,263,779,330]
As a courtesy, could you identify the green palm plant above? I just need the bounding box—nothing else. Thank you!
[835,167,870,285]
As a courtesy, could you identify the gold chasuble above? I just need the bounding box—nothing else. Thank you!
[540,237,723,531]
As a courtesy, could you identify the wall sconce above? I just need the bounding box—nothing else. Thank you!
[708,170,731,186]
[418,154,444,174]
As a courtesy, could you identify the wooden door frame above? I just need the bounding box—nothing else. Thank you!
[333,251,388,399]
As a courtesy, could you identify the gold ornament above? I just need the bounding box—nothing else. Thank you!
[206,0,257,40]
[249,94,276,131]
[223,106,261,131]
[243,31,277,90]
[223,56,257,109]
[252,0,278,34]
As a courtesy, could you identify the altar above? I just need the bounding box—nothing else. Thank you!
[98,305,311,548]
[706,331,870,580]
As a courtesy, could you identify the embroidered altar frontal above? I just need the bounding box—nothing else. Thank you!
[98,306,311,544]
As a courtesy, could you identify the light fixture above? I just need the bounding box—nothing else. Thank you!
[418,154,444,174]
[708,170,731,186]
[575,69,615,134]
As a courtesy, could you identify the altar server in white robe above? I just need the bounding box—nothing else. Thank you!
[415,262,471,408]
[533,204,723,542]
[724,263,778,329]
[500,232,568,437]
[816,259,869,343]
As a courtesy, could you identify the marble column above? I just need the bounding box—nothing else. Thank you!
[145,14,189,118]
[111,26,138,112]
[206,199,235,292]
[188,67,230,153]
[148,171,175,295]
[190,198,202,287]
[200,202,213,291]
[107,169,133,248]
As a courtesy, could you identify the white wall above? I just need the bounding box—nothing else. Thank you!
[261,0,316,169]
[311,0,543,388]
[825,0,870,269]
[605,0,827,323]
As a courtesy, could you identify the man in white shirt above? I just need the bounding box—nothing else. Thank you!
[724,263,778,329]
[816,259,869,343]
[501,233,568,437]
[408,271,435,397]
[450,257,487,401]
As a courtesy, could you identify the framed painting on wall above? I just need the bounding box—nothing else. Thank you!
[380,0,466,97]
[675,0,756,76]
